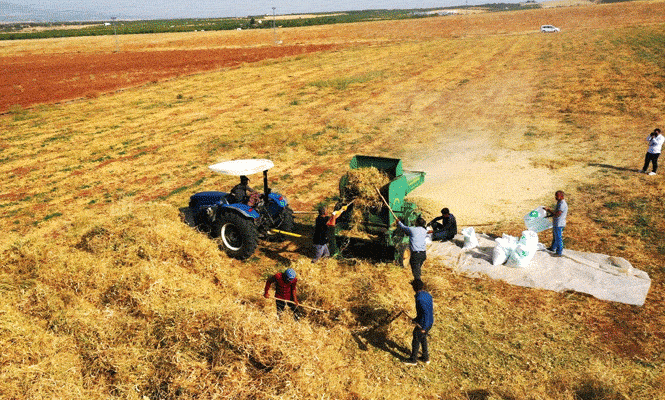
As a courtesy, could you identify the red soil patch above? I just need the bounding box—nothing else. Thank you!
[10,166,36,177]
[0,191,28,202]
[302,165,330,176]
[1,44,340,113]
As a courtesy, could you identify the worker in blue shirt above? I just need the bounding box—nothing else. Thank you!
[404,279,434,365]
[396,216,428,280]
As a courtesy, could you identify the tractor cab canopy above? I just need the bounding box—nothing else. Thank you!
[209,159,274,175]
[209,159,275,201]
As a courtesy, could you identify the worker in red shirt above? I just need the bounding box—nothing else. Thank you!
[264,268,299,319]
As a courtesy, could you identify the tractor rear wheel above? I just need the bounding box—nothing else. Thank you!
[278,206,295,232]
[268,206,294,242]
[214,213,259,260]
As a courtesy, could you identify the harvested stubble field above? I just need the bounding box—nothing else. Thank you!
[2,1,665,399]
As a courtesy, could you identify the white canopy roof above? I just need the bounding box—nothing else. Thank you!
[208,159,274,176]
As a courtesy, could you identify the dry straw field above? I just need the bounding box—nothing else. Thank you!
[2,1,665,399]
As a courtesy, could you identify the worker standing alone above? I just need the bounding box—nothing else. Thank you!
[641,128,664,175]
[545,190,568,257]
[404,279,434,366]
[264,268,299,319]
[396,216,428,280]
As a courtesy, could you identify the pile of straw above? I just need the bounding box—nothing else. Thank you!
[342,167,390,228]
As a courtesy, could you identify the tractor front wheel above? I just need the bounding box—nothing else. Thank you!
[214,213,259,260]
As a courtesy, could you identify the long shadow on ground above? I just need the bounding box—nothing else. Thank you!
[588,163,641,173]
[350,306,411,360]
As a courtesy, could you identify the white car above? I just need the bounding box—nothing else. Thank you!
[540,25,560,33]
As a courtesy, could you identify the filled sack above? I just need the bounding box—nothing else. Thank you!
[492,235,517,266]
[523,206,553,233]
[505,230,539,268]
[462,227,479,250]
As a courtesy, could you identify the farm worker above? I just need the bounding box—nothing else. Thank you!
[640,128,664,175]
[545,190,568,257]
[230,175,257,204]
[428,208,457,242]
[404,279,434,366]
[264,268,299,319]
[396,216,428,280]
[312,204,347,263]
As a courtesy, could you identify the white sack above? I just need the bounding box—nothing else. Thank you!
[462,227,479,249]
[505,230,539,268]
[492,235,516,266]
[519,230,539,248]
[505,243,534,268]
[492,244,509,266]
[524,206,553,233]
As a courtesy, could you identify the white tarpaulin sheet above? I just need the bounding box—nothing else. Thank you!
[428,233,651,306]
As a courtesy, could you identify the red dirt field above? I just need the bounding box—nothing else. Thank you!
[0,44,340,113]
[4,0,665,114]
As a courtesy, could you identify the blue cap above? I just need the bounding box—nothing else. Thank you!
[285,268,296,281]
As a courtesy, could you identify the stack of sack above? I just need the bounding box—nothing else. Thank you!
[461,222,541,268]
[492,230,540,268]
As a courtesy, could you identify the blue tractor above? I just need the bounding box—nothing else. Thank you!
[188,159,294,260]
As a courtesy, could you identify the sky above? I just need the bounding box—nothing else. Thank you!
[5,0,524,20]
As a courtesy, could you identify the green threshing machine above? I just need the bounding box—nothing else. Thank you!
[331,155,426,265]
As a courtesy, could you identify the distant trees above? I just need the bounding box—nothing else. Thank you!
[0,5,544,41]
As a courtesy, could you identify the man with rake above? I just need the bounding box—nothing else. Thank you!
[404,279,434,366]
[264,268,300,319]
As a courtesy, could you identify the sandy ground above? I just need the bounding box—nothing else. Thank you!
[393,67,584,227]
[404,135,561,226]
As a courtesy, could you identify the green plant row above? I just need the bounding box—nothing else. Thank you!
[0,5,540,41]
